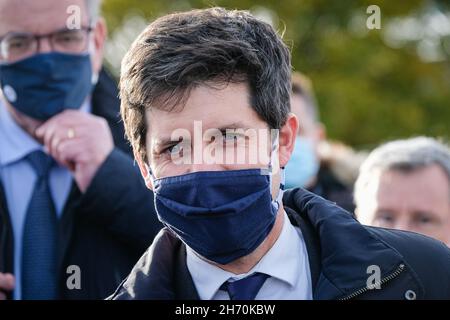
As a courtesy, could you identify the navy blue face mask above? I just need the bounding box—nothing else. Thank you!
[0,52,93,120]
[151,165,285,265]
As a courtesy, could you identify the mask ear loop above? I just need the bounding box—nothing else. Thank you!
[144,163,156,187]
[265,130,285,212]
[146,164,181,236]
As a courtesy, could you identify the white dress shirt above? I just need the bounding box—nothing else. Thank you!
[186,210,313,300]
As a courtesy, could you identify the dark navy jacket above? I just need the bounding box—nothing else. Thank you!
[109,188,450,300]
[0,69,162,299]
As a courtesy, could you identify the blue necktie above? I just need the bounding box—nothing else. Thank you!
[220,273,269,300]
[21,150,58,300]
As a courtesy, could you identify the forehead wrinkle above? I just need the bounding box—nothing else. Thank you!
[0,0,89,35]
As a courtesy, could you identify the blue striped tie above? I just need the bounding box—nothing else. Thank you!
[21,150,58,300]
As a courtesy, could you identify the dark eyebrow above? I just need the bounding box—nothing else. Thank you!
[216,122,250,132]
[412,210,436,217]
[376,208,395,213]
[152,136,188,153]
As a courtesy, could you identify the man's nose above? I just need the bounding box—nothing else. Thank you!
[185,140,227,173]
[36,37,53,54]
[393,217,411,232]
[189,163,224,173]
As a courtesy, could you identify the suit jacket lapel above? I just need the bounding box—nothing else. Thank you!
[174,243,200,300]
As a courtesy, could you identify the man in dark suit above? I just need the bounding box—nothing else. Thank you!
[0,0,161,300]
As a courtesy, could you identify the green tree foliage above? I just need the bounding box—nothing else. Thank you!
[102,0,450,149]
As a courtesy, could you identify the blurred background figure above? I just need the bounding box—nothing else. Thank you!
[286,72,364,213]
[355,137,450,246]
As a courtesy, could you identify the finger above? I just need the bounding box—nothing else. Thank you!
[52,138,81,169]
[0,273,8,288]
[36,111,86,149]
[36,109,84,134]
[46,124,81,158]
[0,273,15,291]
[0,291,6,300]
[39,120,74,156]
[36,120,59,152]
[55,138,89,169]
[35,110,68,141]
[50,127,72,158]
[59,109,89,119]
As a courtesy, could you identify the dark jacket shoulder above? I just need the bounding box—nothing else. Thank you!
[366,226,450,298]
[283,188,450,299]
[109,188,450,300]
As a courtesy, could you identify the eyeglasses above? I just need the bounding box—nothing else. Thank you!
[0,26,93,63]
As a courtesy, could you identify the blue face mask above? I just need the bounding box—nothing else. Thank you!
[0,52,93,120]
[150,140,285,265]
[284,136,319,189]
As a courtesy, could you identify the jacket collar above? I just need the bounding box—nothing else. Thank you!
[283,188,405,300]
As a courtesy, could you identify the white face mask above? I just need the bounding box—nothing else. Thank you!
[284,136,319,189]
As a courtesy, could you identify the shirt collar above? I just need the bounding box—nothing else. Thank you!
[186,210,304,300]
[0,96,91,167]
[0,97,41,167]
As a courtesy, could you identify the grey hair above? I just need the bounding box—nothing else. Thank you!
[84,0,101,22]
[354,136,450,209]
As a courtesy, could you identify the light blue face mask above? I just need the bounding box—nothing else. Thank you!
[284,136,319,189]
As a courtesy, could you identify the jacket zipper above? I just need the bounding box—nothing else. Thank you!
[340,263,405,300]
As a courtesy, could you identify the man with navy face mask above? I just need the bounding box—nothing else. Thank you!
[110,8,450,300]
[0,0,161,300]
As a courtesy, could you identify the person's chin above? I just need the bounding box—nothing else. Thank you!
[7,104,44,141]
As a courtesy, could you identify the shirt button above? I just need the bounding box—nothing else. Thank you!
[404,290,417,300]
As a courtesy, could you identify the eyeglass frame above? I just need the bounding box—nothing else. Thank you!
[0,25,94,62]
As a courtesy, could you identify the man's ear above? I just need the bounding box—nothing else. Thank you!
[91,17,107,74]
[135,153,153,190]
[354,207,360,220]
[278,113,299,168]
[316,122,327,142]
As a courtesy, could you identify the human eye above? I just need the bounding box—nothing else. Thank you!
[167,143,182,154]
[222,130,246,146]
[224,132,238,142]
[374,212,395,227]
[414,212,435,226]
[9,36,28,48]
[157,142,180,156]
[6,34,33,51]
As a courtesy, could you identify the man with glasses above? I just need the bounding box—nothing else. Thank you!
[0,0,161,300]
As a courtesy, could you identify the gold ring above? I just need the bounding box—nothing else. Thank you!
[67,128,76,139]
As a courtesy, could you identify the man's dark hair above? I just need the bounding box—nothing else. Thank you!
[120,7,292,163]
